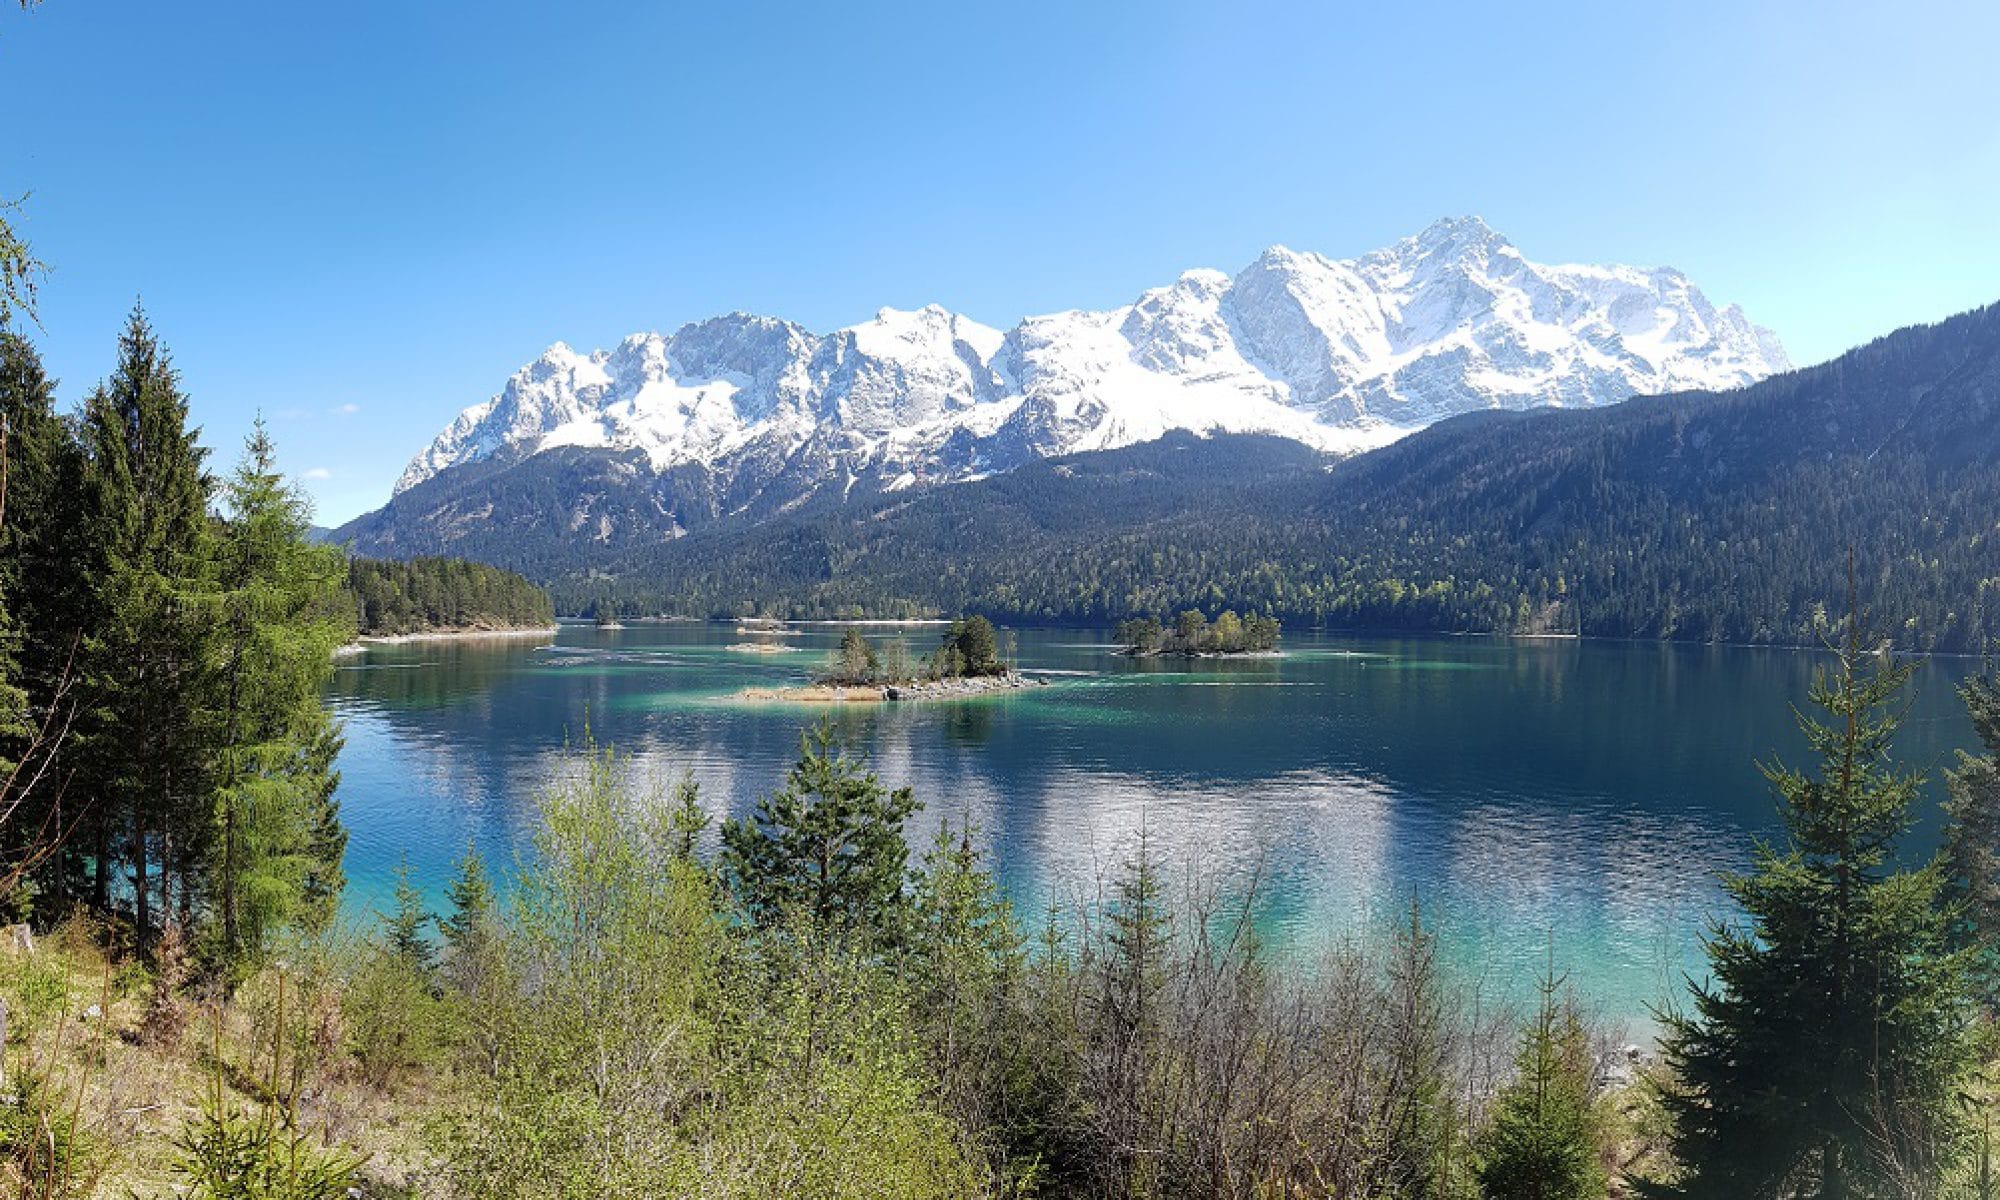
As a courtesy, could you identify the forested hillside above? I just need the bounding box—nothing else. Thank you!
[346,555,553,636]
[548,300,2000,652]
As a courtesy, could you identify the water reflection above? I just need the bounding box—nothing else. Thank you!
[326,623,1981,1023]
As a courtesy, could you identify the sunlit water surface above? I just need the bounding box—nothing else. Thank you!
[326,623,1984,1027]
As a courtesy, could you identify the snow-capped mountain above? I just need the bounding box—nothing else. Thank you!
[392,217,1788,508]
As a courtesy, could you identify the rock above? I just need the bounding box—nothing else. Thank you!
[1,924,32,955]
[884,686,902,701]
[80,1003,101,1021]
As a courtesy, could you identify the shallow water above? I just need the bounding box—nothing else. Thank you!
[325,623,1985,1027]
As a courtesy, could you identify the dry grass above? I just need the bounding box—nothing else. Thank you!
[0,915,440,1198]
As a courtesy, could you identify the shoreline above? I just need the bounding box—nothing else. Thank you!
[739,672,1047,704]
[335,625,560,656]
[1120,648,1284,660]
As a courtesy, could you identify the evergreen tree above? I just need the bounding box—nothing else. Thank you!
[720,722,919,939]
[0,331,87,905]
[207,419,350,963]
[295,718,347,936]
[75,306,213,936]
[1651,624,1973,1197]
[1476,959,1604,1200]
[1943,672,2000,1011]
[665,777,708,864]
[1088,826,1172,1196]
[904,818,1024,1139]
[1380,900,1464,1200]
[383,855,435,974]
[439,842,495,952]
[831,627,878,683]
[950,616,1002,676]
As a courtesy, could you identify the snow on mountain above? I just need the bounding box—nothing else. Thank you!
[393,217,1789,501]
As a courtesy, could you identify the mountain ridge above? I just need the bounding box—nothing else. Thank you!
[528,298,2000,652]
[362,217,1786,552]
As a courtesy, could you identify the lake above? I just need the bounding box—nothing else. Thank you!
[325,622,1985,1029]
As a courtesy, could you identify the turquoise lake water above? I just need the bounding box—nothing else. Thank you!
[324,623,1985,1028]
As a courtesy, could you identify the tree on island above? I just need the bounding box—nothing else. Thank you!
[927,616,1007,679]
[1117,610,1279,656]
[830,628,880,684]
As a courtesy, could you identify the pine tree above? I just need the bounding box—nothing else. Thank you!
[439,842,495,952]
[296,718,347,936]
[1089,826,1172,1196]
[0,331,86,906]
[75,306,214,938]
[1650,621,1973,1197]
[1944,672,2000,1010]
[207,419,350,963]
[1379,900,1464,1200]
[832,627,878,683]
[383,855,435,973]
[665,777,708,863]
[1476,959,1604,1200]
[905,817,1024,1136]
[720,721,919,939]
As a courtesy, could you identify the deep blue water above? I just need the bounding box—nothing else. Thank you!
[325,623,1985,1027]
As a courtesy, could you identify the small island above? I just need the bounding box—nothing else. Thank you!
[1115,610,1281,657]
[743,616,1044,703]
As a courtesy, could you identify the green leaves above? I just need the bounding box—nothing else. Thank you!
[721,722,920,940]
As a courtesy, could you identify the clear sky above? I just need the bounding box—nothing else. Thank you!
[7,0,1997,523]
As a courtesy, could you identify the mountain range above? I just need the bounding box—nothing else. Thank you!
[341,217,1787,559]
[542,299,2000,651]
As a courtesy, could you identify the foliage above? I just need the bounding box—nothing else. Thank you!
[0,317,361,949]
[0,1057,103,1199]
[74,305,214,939]
[345,933,443,1091]
[1117,609,1279,655]
[0,193,43,332]
[207,420,351,966]
[720,722,920,938]
[1650,622,1976,1196]
[381,856,435,974]
[1945,672,2000,1010]
[167,999,363,1200]
[369,303,2000,654]
[823,626,880,685]
[344,554,553,636]
[1475,962,1604,1200]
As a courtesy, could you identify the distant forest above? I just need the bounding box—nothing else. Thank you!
[347,556,553,636]
[524,302,2000,653]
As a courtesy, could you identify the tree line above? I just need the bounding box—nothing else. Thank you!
[483,302,2000,653]
[0,314,348,965]
[186,625,2000,1198]
[4,566,2000,1194]
[1116,610,1280,656]
[345,555,553,637]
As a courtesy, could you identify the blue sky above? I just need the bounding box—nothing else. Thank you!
[7,0,1997,523]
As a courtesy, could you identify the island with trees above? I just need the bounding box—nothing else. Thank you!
[744,616,1043,702]
[11,304,2000,1200]
[1116,609,1281,657]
